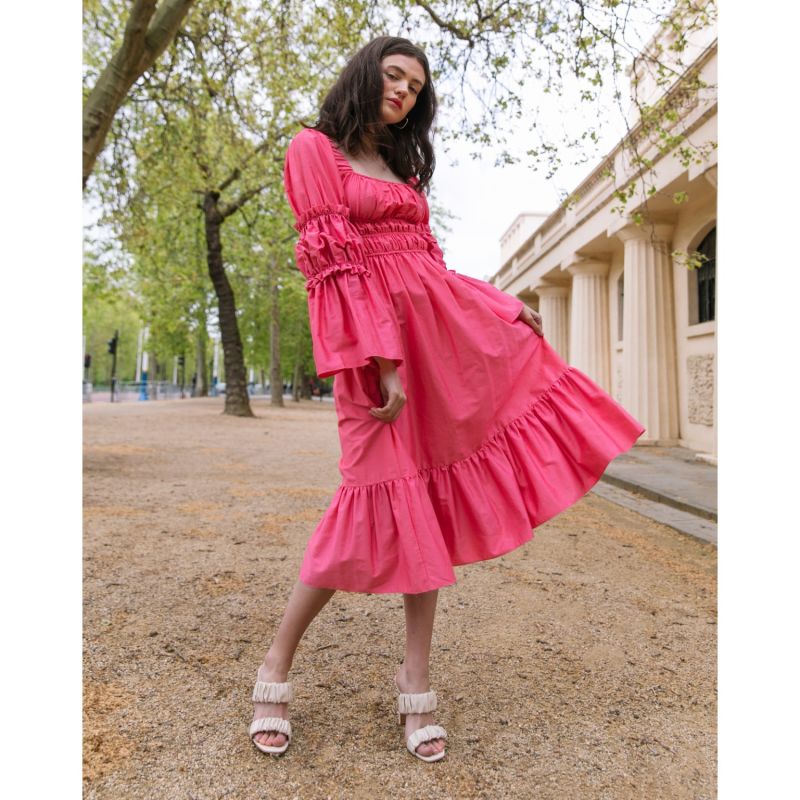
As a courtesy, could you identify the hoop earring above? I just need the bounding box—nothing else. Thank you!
[395,117,409,130]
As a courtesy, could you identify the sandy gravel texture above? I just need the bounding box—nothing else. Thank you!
[83,397,716,800]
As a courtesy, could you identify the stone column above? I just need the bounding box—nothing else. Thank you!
[535,284,570,361]
[616,224,679,443]
[567,260,611,392]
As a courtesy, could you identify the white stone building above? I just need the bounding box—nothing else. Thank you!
[490,17,717,460]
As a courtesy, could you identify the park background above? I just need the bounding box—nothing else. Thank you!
[80,0,717,418]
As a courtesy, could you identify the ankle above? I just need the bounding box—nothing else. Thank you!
[261,650,292,678]
[398,662,430,686]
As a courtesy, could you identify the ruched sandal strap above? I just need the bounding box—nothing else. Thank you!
[397,689,437,715]
[252,680,294,704]
[406,724,447,754]
[249,716,292,740]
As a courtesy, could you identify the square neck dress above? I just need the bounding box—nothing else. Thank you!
[283,127,644,594]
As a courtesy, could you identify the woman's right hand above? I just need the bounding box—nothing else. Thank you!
[369,357,406,423]
[517,304,544,336]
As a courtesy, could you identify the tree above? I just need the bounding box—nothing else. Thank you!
[87,0,372,416]
[389,1,715,173]
[83,0,197,188]
[84,0,716,414]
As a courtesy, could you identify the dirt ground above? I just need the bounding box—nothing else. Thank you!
[83,397,716,800]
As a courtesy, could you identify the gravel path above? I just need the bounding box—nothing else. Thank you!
[83,397,716,799]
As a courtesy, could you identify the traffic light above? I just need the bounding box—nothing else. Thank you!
[177,355,185,367]
[84,354,92,369]
[107,335,118,355]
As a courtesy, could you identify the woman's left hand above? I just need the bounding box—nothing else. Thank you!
[369,357,407,423]
[517,305,544,336]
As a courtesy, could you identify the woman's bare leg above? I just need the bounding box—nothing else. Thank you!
[252,579,335,747]
[395,589,446,757]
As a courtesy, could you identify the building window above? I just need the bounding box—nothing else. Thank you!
[696,227,716,323]
[617,274,624,341]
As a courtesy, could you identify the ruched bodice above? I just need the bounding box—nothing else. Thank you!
[282,127,644,594]
[355,222,433,258]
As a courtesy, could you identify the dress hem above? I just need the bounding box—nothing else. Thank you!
[296,366,645,595]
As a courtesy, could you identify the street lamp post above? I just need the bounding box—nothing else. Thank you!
[107,330,119,402]
[178,354,186,399]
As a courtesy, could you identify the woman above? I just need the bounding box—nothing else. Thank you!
[249,36,644,762]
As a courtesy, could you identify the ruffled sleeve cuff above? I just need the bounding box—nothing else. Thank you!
[291,203,404,378]
[306,266,405,379]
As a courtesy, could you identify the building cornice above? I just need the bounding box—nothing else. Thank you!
[492,38,717,289]
[498,211,551,244]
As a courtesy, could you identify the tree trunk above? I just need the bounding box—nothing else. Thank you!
[194,319,208,397]
[82,0,196,188]
[202,192,253,417]
[269,259,283,408]
[292,362,305,403]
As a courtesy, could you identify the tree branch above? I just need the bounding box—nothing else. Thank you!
[219,183,270,219]
[414,1,475,46]
[83,0,197,188]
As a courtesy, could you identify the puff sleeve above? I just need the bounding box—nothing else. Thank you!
[423,226,525,324]
[284,128,405,379]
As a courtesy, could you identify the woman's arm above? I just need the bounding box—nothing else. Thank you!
[283,128,406,379]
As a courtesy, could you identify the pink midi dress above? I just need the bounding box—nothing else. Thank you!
[284,127,645,594]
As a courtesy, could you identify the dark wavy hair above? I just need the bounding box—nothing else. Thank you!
[307,36,437,194]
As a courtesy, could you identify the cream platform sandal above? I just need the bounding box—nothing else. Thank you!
[249,673,293,755]
[394,676,448,762]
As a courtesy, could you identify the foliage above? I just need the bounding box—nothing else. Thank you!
[381,1,716,177]
[83,1,198,186]
[83,291,144,385]
[83,0,717,388]
[671,248,709,271]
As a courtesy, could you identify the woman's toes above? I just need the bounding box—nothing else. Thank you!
[255,731,286,747]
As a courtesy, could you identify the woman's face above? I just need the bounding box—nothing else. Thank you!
[379,54,426,125]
